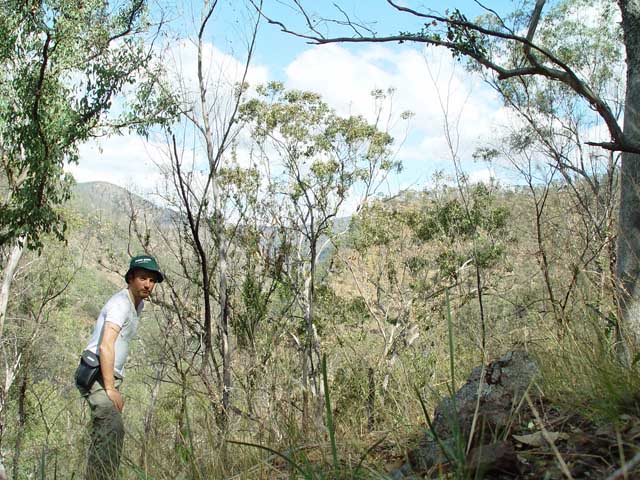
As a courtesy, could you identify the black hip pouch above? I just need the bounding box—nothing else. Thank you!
[75,350,101,390]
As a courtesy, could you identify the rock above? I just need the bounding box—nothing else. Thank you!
[406,350,539,476]
[466,440,520,476]
[432,350,539,441]
[407,438,454,472]
[388,462,417,479]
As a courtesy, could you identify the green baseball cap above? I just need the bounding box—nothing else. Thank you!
[125,254,164,283]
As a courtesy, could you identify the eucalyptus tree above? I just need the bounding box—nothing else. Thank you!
[155,0,262,429]
[472,0,624,335]
[1,240,79,477]
[257,0,640,353]
[339,198,426,403]
[241,82,397,428]
[0,1,165,473]
[0,0,162,341]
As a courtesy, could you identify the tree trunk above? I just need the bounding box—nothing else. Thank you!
[302,234,321,432]
[304,263,318,396]
[301,236,323,430]
[196,1,236,428]
[301,267,312,432]
[0,238,25,341]
[12,371,28,479]
[0,239,24,479]
[214,177,231,429]
[0,352,20,480]
[616,0,640,352]
[176,371,187,452]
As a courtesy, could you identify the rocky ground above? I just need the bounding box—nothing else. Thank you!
[387,351,640,479]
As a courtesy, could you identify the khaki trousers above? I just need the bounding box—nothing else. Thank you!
[80,380,124,480]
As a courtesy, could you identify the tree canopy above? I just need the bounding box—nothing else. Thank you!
[0,0,154,249]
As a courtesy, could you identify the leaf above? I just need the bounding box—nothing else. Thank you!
[513,431,568,447]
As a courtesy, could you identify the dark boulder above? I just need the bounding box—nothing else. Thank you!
[393,350,539,478]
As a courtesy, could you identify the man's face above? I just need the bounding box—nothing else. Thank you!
[128,269,158,301]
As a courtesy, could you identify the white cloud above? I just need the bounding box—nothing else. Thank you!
[71,135,168,193]
[72,38,270,191]
[73,41,513,201]
[164,39,269,108]
[284,43,511,189]
[468,168,497,184]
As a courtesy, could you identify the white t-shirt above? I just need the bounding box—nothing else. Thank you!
[85,289,143,378]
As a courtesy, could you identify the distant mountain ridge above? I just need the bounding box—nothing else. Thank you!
[71,181,140,222]
[70,181,175,226]
[71,180,354,231]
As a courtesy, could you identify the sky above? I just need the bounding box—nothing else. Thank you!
[70,0,521,203]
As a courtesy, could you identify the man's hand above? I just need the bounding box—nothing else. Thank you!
[106,388,124,412]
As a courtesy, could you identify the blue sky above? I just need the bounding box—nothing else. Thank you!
[72,0,521,201]
[249,1,515,78]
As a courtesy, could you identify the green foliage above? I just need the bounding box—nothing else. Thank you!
[316,284,370,328]
[398,8,489,61]
[434,249,468,279]
[538,0,621,88]
[241,82,398,228]
[5,164,632,480]
[240,83,403,406]
[4,2,632,475]
[489,0,623,135]
[406,182,510,280]
[410,184,508,242]
[348,203,406,251]
[235,269,271,348]
[0,0,157,248]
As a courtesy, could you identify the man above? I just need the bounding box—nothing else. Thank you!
[76,254,164,480]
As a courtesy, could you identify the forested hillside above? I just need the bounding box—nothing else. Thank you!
[1,0,639,479]
[0,175,636,478]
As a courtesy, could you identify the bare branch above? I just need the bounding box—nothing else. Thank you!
[257,1,637,154]
[198,0,219,43]
[292,0,323,38]
[107,0,146,44]
[331,3,376,38]
[473,0,512,33]
[525,0,546,44]
[385,0,437,19]
[522,1,546,71]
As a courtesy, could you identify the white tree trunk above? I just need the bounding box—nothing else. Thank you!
[616,1,640,350]
[0,238,25,341]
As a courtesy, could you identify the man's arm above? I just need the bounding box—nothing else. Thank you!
[99,322,124,412]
